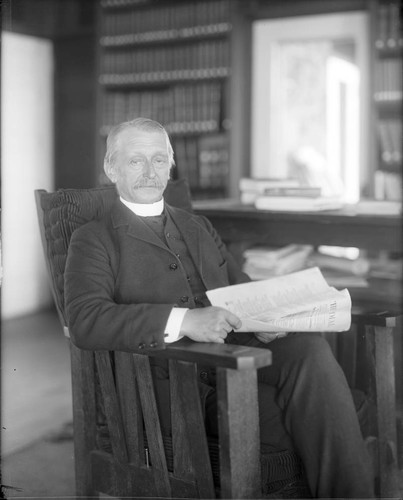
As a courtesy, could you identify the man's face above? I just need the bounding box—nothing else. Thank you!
[108,128,171,203]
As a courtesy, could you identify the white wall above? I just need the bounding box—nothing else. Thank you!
[1,32,54,319]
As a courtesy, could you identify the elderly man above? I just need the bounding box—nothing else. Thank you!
[65,118,374,498]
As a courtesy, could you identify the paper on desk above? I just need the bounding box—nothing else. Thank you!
[206,267,351,332]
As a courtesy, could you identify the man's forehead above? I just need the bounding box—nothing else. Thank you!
[117,128,167,149]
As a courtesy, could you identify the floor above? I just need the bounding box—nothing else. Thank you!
[1,308,76,499]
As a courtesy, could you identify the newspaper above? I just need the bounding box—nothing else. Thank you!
[206,267,351,332]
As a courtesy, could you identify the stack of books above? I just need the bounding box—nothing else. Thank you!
[254,185,344,212]
[239,177,300,204]
[307,251,370,288]
[242,244,313,280]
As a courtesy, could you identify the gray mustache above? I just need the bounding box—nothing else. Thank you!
[134,181,162,188]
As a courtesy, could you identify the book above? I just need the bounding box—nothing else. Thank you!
[206,267,351,333]
[262,186,322,197]
[307,252,370,276]
[240,177,300,193]
[240,177,300,203]
[242,244,313,279]
[255,195,344,212]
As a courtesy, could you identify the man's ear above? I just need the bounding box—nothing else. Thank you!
[104,162,117,183]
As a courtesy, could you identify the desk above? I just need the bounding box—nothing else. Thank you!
[193,199,402,252]
[193,199,403,497]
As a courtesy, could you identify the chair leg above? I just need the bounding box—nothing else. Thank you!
[70,344,99,499]
[366,325,400,498]
[216,367,261,499]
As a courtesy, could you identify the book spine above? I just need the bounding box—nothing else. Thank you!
[263,187,322,197]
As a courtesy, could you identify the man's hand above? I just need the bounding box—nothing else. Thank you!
[180,307,242,343]
[254,332,288,343]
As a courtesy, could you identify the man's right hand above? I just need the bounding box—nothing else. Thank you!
[180,307,242,343]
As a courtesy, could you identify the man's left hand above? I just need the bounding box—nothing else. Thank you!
[254,332,288,343]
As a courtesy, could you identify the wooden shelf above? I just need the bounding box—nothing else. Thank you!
[376,44,403,57]
[101,0,153,9]
[100,23,232,48]
[99,67,231,87]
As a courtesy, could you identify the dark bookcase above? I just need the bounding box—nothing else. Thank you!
[371,0,403,200]
[95,0,402,201]
[96,0,233,199]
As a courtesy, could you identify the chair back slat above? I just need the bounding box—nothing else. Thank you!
[133,354,172,497]
[114,351,144,465]
[95,351,129,464]
[169,360,216,498]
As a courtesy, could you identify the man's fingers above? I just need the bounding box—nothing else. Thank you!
[223,310,242,330]
[214,337,225,344]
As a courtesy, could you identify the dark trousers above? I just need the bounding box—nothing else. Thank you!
[207,332,375,499]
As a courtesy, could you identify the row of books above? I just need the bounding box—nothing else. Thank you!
[374,170,402,201]
[101,82,223,135]
[374,59,403,102]
[172,134,228,192]
[239,178,344,212]
[101,0,231,40]
[377,118,402,164]
[376,0,403,49]
[101,40,230,76]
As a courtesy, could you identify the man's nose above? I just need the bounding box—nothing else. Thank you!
[143,159,156,177]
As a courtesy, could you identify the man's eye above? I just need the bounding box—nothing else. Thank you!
[153,157,167,165]
[130,159,144,166]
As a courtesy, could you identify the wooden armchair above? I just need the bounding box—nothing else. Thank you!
[35,181,308,500]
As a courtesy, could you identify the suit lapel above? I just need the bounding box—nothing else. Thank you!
[110,201,204,268]
[110,200,168,251]
[165,205,203,273]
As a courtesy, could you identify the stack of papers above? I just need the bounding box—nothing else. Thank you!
[242,244,313,279]
[207,267,352,333]
[255,195,344,212]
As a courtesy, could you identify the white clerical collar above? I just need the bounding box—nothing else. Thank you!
[120,196,164,216]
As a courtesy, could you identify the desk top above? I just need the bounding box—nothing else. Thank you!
[193,198,401,224]
[193,199,402,252]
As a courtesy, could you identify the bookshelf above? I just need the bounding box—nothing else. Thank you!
[97,0,233,199]
[371,0,403,200]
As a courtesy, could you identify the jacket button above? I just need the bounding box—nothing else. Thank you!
[149,341,158,348]
[169,263,178,270]
[180,296,189,303]
[138,343,146,350]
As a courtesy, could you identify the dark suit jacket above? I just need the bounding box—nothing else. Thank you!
[65,198,252,433]
[64,199,249,354]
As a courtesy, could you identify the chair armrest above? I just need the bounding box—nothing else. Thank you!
[352,306,402,327]
[150,342,272,370]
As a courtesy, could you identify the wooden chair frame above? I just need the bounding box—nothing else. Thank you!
[35,186,293,499]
